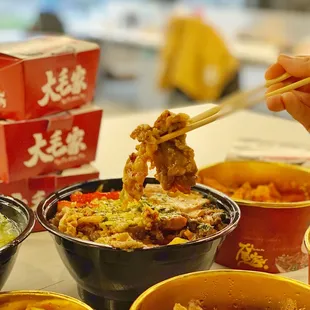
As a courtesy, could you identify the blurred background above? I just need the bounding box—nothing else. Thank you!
[2,0,310,118]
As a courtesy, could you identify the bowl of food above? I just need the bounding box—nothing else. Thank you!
[0,195,35,289]
[37,178,240,310]
[0,290,92,309]
[130,270,310,310]
[198,161,310,273]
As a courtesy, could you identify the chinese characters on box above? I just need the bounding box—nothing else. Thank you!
[38,65,88,107]
[24,127,87,168]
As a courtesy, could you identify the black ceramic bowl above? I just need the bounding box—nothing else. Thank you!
[0,195,35,289]
[36,178,240,310]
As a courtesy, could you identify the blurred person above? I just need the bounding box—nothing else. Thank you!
[266,55,310,131]
[31,0,64,34]
[159,16,240,104]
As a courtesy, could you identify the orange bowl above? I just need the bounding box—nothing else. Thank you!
[198,161,310,273]
[0,290,92,309]
[130,270,310,310]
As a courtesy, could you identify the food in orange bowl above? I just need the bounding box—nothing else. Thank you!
[130,270,310,310]
[198,161,310,273]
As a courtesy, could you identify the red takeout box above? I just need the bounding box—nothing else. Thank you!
[0,105,103,183]
[0,36,100,120]
[0,164,100,232]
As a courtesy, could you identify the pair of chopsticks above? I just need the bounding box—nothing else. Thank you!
[157,73,310,144]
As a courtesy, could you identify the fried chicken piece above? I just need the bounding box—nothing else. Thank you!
[174,300,204,310]
[122,153,149,202]
[174,304,188,310]
[154,135,197,193]
[122,110,197,202]
[231,182,252,200]
[151,111,197,193]
[161,215,188,231]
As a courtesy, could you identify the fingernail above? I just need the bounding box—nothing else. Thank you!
[279,54,293,60]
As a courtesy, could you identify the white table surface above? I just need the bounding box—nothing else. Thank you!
[3,104,310,298]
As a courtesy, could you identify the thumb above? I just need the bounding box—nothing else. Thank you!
[278,54,310,78]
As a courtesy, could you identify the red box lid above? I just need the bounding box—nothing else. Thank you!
[0,36,100,120]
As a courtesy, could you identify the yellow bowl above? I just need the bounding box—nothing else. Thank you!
[198,161,310,273]
[0,290,92,309]
[130,270,310,310]
[198,161,310,208]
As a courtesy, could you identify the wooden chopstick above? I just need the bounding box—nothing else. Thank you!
[158,94,266,144]
[265,72,291,87]
[189,85,264,124]
[265,76,310,98]
[158,86,265,144]
[157,73,310,144]
[189,105,221,123]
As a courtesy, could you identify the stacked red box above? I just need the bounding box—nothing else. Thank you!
[0,105,102,182]
[0,35,100,120]
[0,36,103,231]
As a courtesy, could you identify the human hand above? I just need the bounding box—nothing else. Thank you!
[265,54,310,131]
